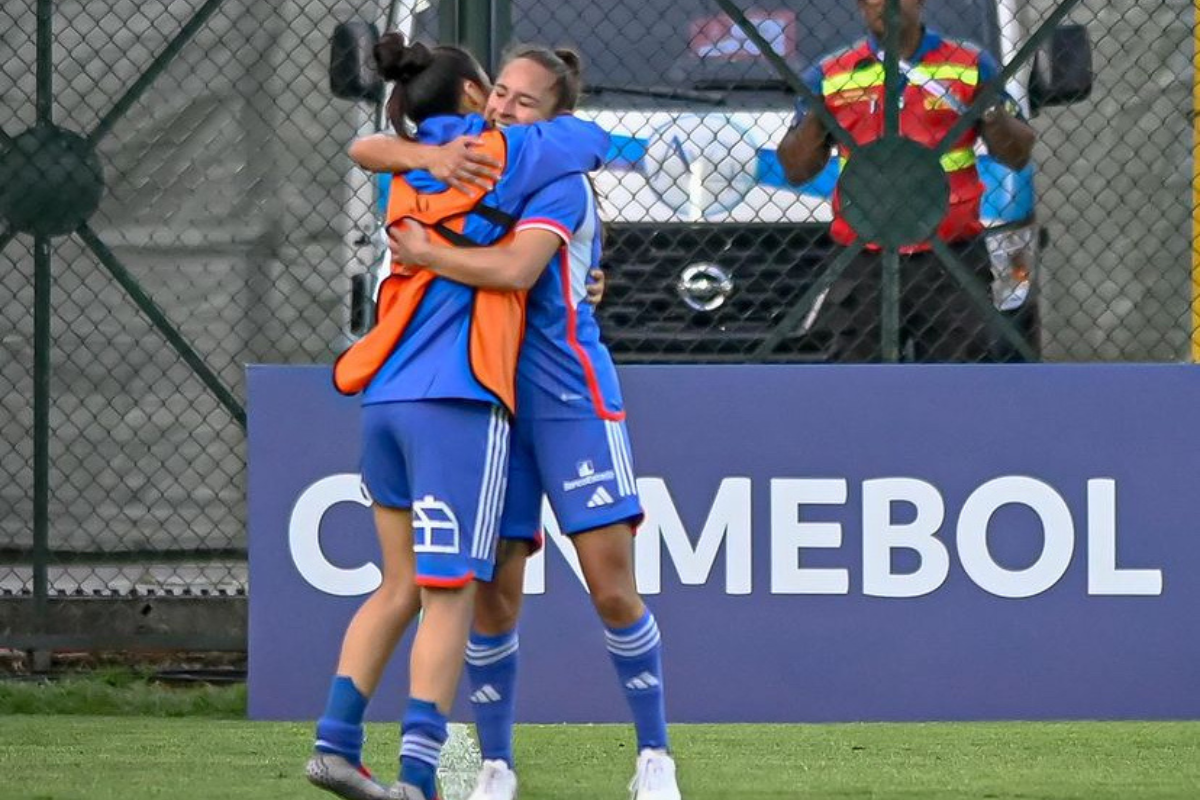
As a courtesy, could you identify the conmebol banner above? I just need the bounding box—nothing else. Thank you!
[247,365,1197,722]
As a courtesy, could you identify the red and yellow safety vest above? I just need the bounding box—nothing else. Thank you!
[820,38,986,250]
[332,130,527,412]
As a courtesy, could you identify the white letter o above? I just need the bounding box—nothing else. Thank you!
[288,474,380,597]
[957,476,1074,599]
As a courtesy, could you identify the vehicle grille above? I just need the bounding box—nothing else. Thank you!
[596,223,840,363]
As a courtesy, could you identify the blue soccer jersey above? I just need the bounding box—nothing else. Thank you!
[362,114,610,408]
[511,174,625,421]
[498,175,644,540]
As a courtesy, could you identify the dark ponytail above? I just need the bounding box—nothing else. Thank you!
[553,49,582,80]
[375,32,435,82]
[501,45,583,114]
[373,32,489,137]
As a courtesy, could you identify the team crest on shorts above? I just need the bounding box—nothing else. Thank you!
[412,495,460,553]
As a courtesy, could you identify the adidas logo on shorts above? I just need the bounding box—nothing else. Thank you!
[587,486,614,508]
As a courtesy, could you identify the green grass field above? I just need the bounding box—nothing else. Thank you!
[3,674,1200,799]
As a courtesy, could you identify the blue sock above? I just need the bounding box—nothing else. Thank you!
[400,698,447,800]
[465,629,519,767]
[605,610,669,751]
[315,675,369,764]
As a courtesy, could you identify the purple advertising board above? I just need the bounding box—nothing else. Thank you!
[248,364,1199,722]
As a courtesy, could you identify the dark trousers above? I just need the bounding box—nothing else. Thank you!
[822,238,1005,363]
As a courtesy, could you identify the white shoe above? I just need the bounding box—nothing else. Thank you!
[466,759,518,800]
[629,749,681,800]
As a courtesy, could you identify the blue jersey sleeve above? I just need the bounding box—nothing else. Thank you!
[976,50,1023,117]
[790,64,825,129]
[976,50,1001,84]
[501,116,610,199]
[514,174,589,244]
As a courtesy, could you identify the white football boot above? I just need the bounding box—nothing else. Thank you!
[628,749,682,800]
[466,759,518,800]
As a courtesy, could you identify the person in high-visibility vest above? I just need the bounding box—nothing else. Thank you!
[778,0,1037,361]
[306,32,609,800]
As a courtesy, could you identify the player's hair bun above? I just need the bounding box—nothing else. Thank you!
[554,48,582,78]
[374,32,434,82]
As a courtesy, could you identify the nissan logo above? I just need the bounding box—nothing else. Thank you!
[676,263,734,312]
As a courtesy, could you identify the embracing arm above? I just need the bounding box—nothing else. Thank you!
[348,134,502,191]
[502,116,611,193]
[388,220,561,291]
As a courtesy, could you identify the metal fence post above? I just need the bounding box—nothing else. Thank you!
[440,0,510,73]
[30,0,54,670]
[32,235,50,670]
[493,0,512,67]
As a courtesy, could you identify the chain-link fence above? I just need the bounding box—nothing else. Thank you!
[0,0,1193,643]
[483,0,1191,363]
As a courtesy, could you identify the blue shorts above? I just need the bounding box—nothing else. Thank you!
[360,400,510,586]
[500,415,643,547]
